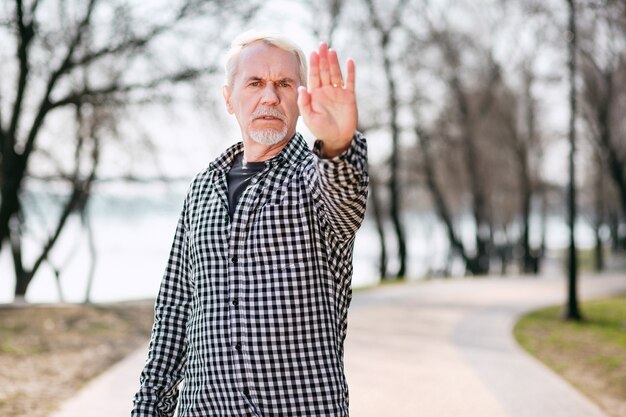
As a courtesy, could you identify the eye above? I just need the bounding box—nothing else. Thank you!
[249,81,261,87]
[278,81,290,88]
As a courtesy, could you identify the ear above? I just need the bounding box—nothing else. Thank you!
[222,85,234,114]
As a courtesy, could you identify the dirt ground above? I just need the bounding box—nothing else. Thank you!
[0,300,154,417]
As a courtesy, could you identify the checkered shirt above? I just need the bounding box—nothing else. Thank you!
[132,132,368,417]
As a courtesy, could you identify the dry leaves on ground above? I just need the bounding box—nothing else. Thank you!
[0,301,154,417]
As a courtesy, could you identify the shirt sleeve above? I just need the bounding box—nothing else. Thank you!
[307,131,369,242]
[131,195,194,417]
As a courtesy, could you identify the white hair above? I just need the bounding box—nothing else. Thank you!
[224,30,307,87]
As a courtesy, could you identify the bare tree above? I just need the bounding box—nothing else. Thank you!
[492,63,544,274]
[363,0,409,279]
[564,0,582,321]
[10,98,103,299]
[415,15,503,275]
[0,0,257,300]
[302,0,345,45]
[302,0,623,283]
[366,166,389,278]
[413,122,469,270]
[581,60,626,217]
[519,64,541,273]
[578,2,626,232]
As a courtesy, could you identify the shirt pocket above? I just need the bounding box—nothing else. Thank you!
[261,185,302,208]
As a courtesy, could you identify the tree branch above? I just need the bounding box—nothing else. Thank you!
[364,0,409,35]
[29,102,100,278]
[29,0,41,16]
[363,0,384,35]
[68,1,213,71]
[476,53,501,118]
[8,0,35,141]
[72,23,171,69]
[21,0,98,162]
[390,0,410,29]
[0,96,5,157]
[414,123,468,263]
[29,180,84,278]
[50,65,217,109]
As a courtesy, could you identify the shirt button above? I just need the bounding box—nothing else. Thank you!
[231,256,238,264]
[251,177,258,184]
[232,298,239,307]
[235,342,242,351]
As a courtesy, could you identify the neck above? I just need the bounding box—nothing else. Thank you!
[242,134,293,162]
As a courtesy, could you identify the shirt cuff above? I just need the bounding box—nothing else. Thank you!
[312,131,367,174]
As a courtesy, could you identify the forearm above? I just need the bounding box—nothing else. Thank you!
[132,203,193,416]
[132,300,190,416]
[309,131,369,241]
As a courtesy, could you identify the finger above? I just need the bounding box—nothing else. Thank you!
[308,51,320,89]
[318,41,331,86]
[345,58,356,92]
[328,48,343,87]
[297,86,311,115]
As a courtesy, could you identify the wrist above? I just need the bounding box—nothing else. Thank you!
[318,134,354,159]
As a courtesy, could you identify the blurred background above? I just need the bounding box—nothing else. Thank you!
[1,0,625,305]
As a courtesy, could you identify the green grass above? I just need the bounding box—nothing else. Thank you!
[514,295,626,417]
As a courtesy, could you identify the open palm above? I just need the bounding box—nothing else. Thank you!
[298,42,357,157]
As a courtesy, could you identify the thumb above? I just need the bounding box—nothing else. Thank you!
[297,86,311,116]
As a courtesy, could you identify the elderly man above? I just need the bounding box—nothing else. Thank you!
[132,31,368,417]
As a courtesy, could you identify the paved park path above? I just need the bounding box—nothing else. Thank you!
[50,273,626,417]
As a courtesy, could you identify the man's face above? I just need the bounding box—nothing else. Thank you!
[223,42,301,146]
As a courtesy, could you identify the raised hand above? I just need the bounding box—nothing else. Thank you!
[297,42,357,158]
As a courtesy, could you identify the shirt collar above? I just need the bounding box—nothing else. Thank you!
[208,141,244,173]
[209,133,309,173]
[273,132,309,167]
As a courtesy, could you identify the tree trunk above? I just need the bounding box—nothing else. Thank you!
[368,169,389,280]
[608,210,619,250]
[0,153,27,257]
[10,218,33,299]
[83,205,97,304]
[540,185,548,258]
[415,125,472,272]
[596,71,626,220]
[382,39,407,279]
[520,164,533,273]
[521,66,537,274]
[564,0,582,321]
[362,0,408,279]
[594,227,604,272]
[594,152,605,271]
[449,77,490,275]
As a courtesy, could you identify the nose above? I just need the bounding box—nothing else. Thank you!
[260,84,280,105]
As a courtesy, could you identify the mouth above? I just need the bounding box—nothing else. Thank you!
[252,107,286,123]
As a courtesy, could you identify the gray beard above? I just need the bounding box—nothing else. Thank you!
[249,126,289,146]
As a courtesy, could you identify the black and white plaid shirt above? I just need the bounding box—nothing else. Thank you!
[132,132,368,417]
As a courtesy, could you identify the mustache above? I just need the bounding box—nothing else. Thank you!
[252,107,286,121]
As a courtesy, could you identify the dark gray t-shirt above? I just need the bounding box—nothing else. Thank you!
[226,153,265,219]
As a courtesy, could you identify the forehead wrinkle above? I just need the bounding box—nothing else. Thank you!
[236,44,301,85]
[244,75,297,83]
